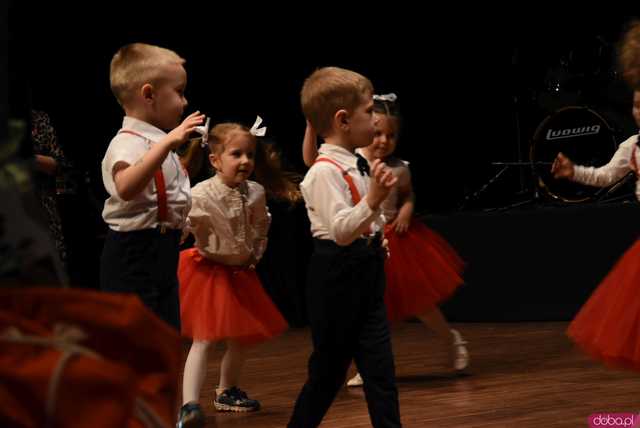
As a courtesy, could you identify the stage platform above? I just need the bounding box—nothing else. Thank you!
[188,322,640,427]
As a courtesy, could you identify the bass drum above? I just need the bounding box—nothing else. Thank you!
[530,106,618,203]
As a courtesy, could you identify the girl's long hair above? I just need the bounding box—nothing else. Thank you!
[188,122,302,204]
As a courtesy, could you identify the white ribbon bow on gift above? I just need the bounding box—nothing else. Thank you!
[373,93,398,102]
[249,116,267,137]
[194,117,211,148]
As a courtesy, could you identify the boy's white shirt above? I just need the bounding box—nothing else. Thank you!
[301,143,385,246]
[101,116,191,231]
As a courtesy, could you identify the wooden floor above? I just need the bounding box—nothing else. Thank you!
[184,322,640,427]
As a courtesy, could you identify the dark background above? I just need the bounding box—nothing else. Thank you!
[14,7,637,212]
[9,5,640,321]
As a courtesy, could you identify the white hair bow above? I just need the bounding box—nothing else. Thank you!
[194,117,211,148]
[249,116,267,137]
[373,93,398,102]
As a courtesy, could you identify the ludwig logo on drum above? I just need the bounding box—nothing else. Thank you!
[546,124,601,140]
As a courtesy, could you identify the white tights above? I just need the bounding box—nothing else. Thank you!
[182,340,248,404]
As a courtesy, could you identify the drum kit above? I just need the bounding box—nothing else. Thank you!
[460,37,636,210]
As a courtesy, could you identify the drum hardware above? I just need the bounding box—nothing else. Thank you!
[458,106,623,211]
[592,171,636,204]
[530,106,618,203]
[459,37,631,211]
[456,161,551,212]
[458,59,551,212]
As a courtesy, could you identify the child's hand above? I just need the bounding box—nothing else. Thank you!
[164,111,206,150]
[551,152,575,179]
[391,213,410,234]
[366,159,398,210]
[382,238,391,259]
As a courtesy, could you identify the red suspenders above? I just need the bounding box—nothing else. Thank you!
[314,157,363,205]
[314,157,373,235]
[117,129,169,232]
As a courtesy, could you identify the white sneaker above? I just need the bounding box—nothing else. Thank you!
[450,329,469,371]
[346,372,364,387]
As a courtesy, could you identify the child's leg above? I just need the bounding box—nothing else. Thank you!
[417,307,453,341]
[217,340,248,392]
[157,229,181,329]
[288,250,357,427]
[353,305,448,388]
[418,307,469,371]
[354,257,401,428]
[289,324,353,427]
[182,340,212,404]
[100,229,181,329]
[214,340,261,412]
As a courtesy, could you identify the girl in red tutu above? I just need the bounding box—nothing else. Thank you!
[177,118,288,426]
[552,76,640,372]
[303,93,469,387]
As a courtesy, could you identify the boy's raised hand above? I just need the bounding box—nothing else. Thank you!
[164,111,206,150]
[366,159,398,210]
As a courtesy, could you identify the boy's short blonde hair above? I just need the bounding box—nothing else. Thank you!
[301,67,373,137]
[110,43,185,106]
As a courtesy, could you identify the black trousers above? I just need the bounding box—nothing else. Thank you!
[100,228,181,330]
[288,238,401,428]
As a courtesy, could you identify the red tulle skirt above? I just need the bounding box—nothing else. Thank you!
[567,238,640,371]
[384,219,465,322]
[178,248,288,345]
